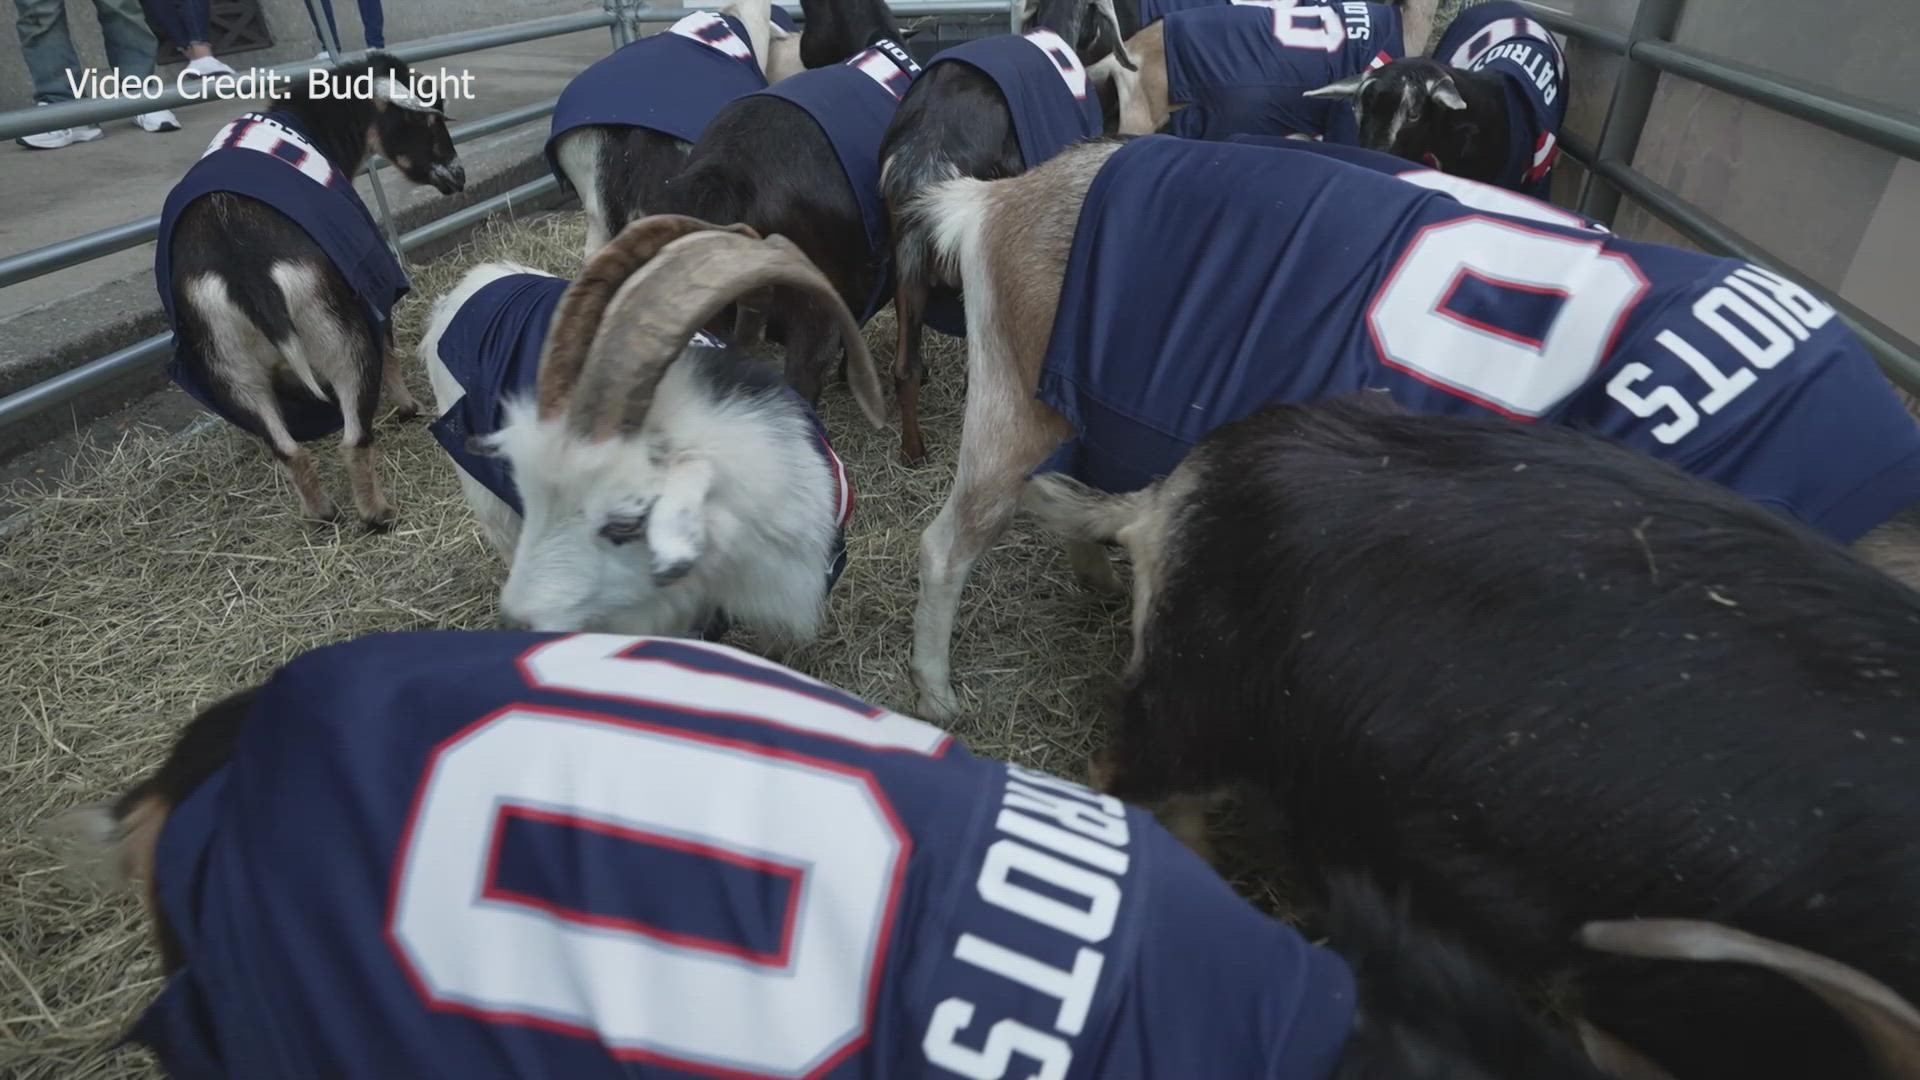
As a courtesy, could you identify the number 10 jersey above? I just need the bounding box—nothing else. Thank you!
[1037,135,1920,545]
[132,630,1356,1080]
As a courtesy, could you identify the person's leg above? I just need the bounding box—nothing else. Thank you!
[14,0,85,102]
[170,0,234,73]
[304,0,342,53]
[92,0,159,78]
[354,0,381,48]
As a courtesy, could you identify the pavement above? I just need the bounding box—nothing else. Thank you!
[0,27,612,460]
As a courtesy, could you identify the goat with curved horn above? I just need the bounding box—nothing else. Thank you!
[534,214,761,418]
[571,228,888,438]
[420,213,881,643]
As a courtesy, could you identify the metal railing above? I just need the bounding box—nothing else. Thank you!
[0,0,1014,432]
[1516,0,1920,391]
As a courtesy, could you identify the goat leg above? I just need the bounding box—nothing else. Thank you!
[894,275,931,464]
[379,327,421,422]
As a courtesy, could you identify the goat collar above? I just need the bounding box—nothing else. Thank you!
[864,34,923,79]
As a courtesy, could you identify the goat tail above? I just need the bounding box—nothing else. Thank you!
[883,152,962,294]
[1022,473,1153,546]
[910,174,995,297]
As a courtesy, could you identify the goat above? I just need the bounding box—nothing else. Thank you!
[1098,0,1434,139]
[157,54,463,529]
[546,0,795,259]
[655,0,926,403]
[420,215,883,643]
[56,625,1889,1080]
[903,133,1920,717]
[1306,0,1568,196]
[1021,394,1920,1080]
[878,0,1124,463]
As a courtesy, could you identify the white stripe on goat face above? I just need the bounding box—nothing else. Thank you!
[1385,76,1424,149]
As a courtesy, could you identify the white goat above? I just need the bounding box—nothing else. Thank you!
[420,215,885,641]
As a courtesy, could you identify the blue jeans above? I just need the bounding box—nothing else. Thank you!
[145,0,210,49]
[305,0,384,51]
[14,0,158,102]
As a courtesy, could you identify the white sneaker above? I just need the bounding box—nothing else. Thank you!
[182,55,237,78]
[15,103,103,150]
[134,109,182,132]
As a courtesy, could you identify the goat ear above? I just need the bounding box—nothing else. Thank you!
[1304,72,1367,100]
[1429,73,1467,110]
[1090,0,1135,70]
[1581,919,1920,1079]
[645,457,717,587]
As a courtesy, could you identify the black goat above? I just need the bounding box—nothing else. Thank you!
[878,0,1123,462]
[157,54,463,528]
[1306,2,1568,194]
[655,0,921,402]
[1025,395,1920,1080]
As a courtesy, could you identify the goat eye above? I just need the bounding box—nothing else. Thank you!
[599,516,646,545]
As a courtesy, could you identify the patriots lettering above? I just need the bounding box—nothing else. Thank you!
[853,48,918,99]
[1606,265,1837,445]
[922,764,1132,1079]
[1478,40,1558,104]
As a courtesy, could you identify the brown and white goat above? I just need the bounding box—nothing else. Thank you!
[903,137,1920,718]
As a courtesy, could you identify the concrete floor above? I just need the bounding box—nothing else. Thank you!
[0,27,612,322]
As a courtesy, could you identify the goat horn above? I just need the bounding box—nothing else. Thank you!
[535,215,762,420]
[570,231,888,439]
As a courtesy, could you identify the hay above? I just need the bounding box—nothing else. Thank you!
[0,209,1179,1078]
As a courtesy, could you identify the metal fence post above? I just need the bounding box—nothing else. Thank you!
[1579,0,1687,223]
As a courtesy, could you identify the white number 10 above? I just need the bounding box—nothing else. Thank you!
[388,635,948,1076]
[1234,0,1345,51]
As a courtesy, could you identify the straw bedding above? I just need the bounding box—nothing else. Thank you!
[0,211,1294,1078]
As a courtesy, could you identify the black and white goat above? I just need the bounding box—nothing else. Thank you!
[421,215,883,642]
[654,0,922,403]
[547,0,795,260]
[1305,0,1569,193]
[1023,396,1920,1080]
[60,629,1918,1080]
[158,54,463,529]
[877,0,1126,462]
[900,135,1920,716]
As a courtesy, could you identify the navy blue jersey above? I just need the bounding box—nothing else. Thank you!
[1039,136,1920,543]
[426,273,855,588]
[1137,0,1229,26]
[130,630,1356,1079]
[1433,1,1566,196]
[771,4,796,32]
[155,111,408,442]
[1228,134,1603,229]
[755,38,924,321]
[1163,1,1403,142]
[545,12,767,186]
[926,30,1101,169]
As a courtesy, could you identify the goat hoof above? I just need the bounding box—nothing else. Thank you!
[915,682,962,721]
[361,506,398,533]
[303,505,341,527]
[388,403,421,423]
[899,438,929,466]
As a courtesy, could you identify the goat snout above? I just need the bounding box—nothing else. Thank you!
[429,161,466,194]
